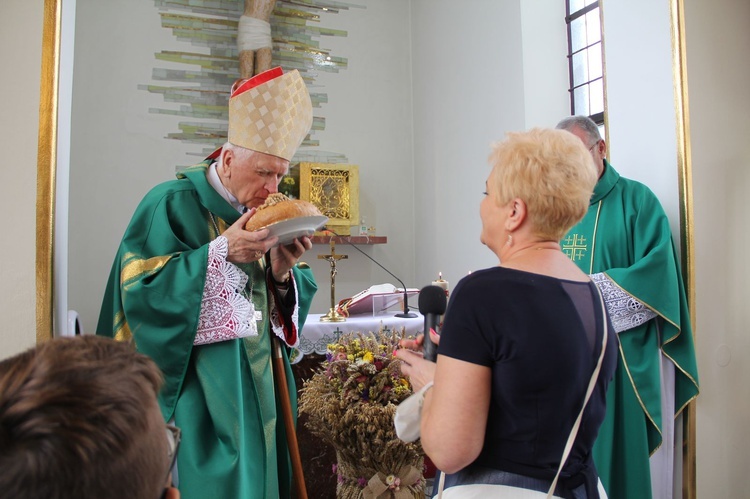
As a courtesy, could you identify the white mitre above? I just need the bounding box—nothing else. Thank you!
[227,66,312,161]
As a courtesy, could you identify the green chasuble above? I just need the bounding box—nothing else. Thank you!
[562,161,699,499]
[97,160,317,499]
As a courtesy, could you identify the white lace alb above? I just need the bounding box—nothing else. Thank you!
[194,236,258,345]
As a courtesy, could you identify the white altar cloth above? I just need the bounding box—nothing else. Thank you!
[292,312,424,364]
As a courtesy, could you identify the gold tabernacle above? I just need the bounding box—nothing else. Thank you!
[301,163,359,236]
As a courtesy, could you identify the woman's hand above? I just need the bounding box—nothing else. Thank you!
[398,327,441,351]
[395,328,441,392]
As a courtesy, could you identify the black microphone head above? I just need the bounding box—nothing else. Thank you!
[418,285,447,315]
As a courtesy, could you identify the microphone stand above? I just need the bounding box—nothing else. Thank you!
[324,230,418,318]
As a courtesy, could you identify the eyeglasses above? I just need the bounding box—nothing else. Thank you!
[160,425,181,498]
[165,424,181,485]
[588,141,600,154]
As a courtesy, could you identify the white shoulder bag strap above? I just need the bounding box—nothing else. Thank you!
[545,286,609,497]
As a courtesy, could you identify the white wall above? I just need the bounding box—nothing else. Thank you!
[685,0,750,496]
[67,0,190,333]
[411,0,569,293]
[0,1,44,356]
[603,0,681,237]
[520,1,570,129]
[54,0,77,337]
[302,0,416,313]
[411,0,523,290]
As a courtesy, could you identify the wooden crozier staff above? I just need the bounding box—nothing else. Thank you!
[272,336,308,499]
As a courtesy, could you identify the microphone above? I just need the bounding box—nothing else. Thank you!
[418,285,447,362]
[322,228,418,318]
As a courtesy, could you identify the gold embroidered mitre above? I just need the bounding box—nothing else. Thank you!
[228,67,312,161]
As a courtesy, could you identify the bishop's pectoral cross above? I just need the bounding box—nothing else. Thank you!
[318,239,348,322]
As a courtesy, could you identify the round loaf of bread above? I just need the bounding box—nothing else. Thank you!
[244,193,322,231]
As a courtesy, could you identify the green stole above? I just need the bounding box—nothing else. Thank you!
[562,162,699,499]
[97,161,317,499]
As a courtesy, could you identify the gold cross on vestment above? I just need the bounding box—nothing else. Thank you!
[318,240,348,322]
[562,233,588,262]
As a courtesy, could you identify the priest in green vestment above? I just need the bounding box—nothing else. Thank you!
[557,116,699,499]
[98,67,318,499]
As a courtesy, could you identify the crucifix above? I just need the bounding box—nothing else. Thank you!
[318,239,348,322]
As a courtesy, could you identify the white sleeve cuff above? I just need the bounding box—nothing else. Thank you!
[194,236,258,345]
[591,272,658,333]
[269,273,300,348]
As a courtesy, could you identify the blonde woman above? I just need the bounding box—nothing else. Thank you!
[397,129,617,498]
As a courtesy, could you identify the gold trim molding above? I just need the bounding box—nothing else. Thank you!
[670,0,697,496]
[36,0,61,344]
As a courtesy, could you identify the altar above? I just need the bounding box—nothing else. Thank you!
[291,312,425,363]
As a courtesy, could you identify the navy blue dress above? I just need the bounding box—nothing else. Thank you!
[437,267,618,498]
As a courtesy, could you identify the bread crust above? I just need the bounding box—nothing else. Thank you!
[244,193,321,231]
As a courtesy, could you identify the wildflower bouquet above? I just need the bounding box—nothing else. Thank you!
[299,328,425,499]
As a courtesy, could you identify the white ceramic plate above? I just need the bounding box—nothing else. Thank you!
[264,215,328,246]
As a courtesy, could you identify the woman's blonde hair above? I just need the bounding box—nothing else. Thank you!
[488,128,597,240]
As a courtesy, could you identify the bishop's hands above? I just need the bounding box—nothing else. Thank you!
[269,236,312,283]
[222,209,313,282]
[395,329,441,392]
[223,209,277,263]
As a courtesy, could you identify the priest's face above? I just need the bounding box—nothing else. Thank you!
[568,126,606,178]
[223,148,290,208]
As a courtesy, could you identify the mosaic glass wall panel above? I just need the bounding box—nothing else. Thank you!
[139,0,364,168]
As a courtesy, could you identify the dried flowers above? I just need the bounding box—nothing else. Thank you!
[299,328,425,498]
